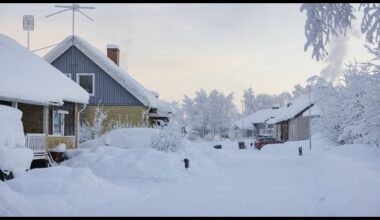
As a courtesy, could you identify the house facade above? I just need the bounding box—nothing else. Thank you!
[233,105,279,139]
[44,35,171,133]
[268,95,320,142]
[0,34,89,165]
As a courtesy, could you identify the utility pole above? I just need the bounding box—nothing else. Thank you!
[309,83,312,151]
[241,99,244,139]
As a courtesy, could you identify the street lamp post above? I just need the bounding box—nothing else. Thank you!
[241,100,244,139]
[309,83,312,151]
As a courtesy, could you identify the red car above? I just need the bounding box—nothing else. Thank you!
[254,137,283,150]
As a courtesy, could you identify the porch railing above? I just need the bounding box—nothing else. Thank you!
[25,133,47,159]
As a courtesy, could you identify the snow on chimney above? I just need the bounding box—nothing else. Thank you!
[107,44,119,66]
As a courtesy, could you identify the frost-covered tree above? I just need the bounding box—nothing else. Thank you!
[80,103,108,142]
[181,89,238,139]
[243,87,257,115]
[301,3,380,61]
[310,63,380,146]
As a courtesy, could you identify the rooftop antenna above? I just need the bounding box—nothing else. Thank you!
[45,3,95,37]
[23,15,34,50]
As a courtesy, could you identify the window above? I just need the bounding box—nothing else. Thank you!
[77,73,95,96]
[52,109,68,136]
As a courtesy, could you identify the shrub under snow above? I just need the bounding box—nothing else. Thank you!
[0,105,33,176]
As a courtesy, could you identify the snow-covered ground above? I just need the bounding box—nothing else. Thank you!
[1,133,379,216]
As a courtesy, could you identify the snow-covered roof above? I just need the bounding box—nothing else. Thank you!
[302,104,321,117]
[234,107,279,129]
[267,94,316,124]
[0,34,89,106]
[44,35,166,111]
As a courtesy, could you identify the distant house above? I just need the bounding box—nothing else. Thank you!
[266,95,321,142]
[43,35,172,132]
[232,105,280,138]
[0,34,89,165]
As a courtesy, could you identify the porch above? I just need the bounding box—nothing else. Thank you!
[18,102,78,160]
[25,134,76,160]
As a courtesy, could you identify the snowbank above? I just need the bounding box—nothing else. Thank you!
[79,128,161,149]
[0,181,35,216]
[5,166,136,216]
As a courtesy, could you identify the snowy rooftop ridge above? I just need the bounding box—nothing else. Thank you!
[234,107,279,129]
[43,35,166,111]
[0,34,89,106]
[266,94,318,124]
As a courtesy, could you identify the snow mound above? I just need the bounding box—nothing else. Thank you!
[6,166,135,216]
[49,143,67,152]
[63,143,224,185]
[79,128,160,149]
[0,181,35,216]
[0,146,33,176]
[0,105,25,148]
[0,105,33,176]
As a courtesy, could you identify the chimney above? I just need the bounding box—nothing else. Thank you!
[107,44,119,66]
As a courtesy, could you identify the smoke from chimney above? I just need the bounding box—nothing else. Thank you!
[320,27,361,82]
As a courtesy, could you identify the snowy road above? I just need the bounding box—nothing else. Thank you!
[2,138,380,216]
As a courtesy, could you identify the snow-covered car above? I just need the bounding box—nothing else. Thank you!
[254,137,283,150]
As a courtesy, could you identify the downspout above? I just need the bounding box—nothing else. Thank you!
[142,106,151,127]
[76,103,87,147]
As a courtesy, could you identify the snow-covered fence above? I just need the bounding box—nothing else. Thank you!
[25,134,46,159]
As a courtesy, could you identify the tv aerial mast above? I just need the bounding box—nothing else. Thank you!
[45,3,95,37]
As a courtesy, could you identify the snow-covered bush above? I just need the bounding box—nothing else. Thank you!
[80,103,108,143]
[151,114,186,153]
[0,105,33,176]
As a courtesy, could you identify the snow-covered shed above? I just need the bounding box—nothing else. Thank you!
[44,35,173,129]
[0,33,89,163]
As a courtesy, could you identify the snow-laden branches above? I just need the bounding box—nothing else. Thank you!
[80,103,108,143]
[311,63,380,146]
[360,3,380,45]
[301,3,356,61]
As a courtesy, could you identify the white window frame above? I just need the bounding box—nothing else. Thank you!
[52,109,68,136]
[76,73,95,96]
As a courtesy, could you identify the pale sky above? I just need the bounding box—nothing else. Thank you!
[0,3,372,110]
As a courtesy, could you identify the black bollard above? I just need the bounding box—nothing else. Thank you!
[214,145,222,149]
[183,158,190,169]
[238,142,246,149]
[298,146,302,156]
